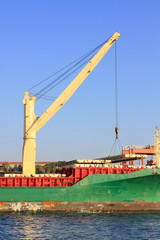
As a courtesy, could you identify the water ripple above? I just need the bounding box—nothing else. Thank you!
[0,213,160,240]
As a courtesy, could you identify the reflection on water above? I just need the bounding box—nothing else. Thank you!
[0,213,160,239]
[14,215,44,239]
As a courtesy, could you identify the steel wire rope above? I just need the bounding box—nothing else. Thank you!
[109,40,122,156]
[115,40,118,129]
[114,41,122,155]
[109,138,122,156]
[28,52,92,92]
[28,38,109,95]
[35,51,95,98]
[36,52,97,100]
[30,92,56,101]
[40,97,56,101]
[35,40,108,99]
[109,139,116,156]
[35,45,105,100]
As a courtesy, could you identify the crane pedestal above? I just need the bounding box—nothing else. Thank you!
[22,92,37,174]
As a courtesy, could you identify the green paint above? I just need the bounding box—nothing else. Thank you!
[0,169,160,202]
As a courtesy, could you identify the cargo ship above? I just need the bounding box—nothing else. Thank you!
[1,32,160,213]
[0,139,160,213]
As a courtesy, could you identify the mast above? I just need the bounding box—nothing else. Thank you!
[155,128,160,166]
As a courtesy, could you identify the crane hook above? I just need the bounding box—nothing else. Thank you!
[115,127,119,139]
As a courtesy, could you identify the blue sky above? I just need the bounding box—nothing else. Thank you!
[0,0,160,162]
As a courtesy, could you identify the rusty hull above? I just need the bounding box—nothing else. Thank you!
[0,201,160,213]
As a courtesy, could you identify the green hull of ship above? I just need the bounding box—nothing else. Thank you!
[0,169,160,203]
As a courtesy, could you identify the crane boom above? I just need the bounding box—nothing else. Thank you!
[22,32,121,174]
[28,32,120,134]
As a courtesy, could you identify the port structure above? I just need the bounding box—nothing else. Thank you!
[121,128,160,166]
[22,32,121,174]
[122,145,155,165]
[122,145,155,155]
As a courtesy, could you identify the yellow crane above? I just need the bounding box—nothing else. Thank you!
[22,32,121,174]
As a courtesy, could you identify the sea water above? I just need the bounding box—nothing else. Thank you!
[0,213,159,240]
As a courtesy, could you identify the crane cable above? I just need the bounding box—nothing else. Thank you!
[28,38,109,100]
[36,51,97,100]
[115,40,119,139]
[35,40,108,99]
[114,41,122,150]
[109,40,122,156]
